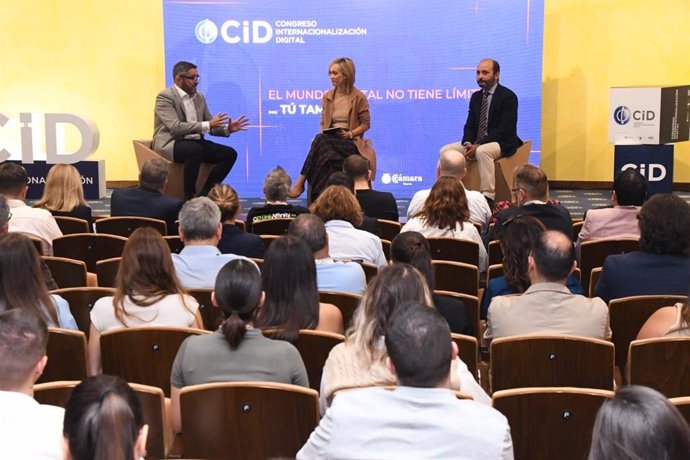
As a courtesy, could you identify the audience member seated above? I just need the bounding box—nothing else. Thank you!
[170,259,308,432]
[489,164,572,240]
[407,149,492,230]
[321,264,489,414]
[637,295,690,340]
[390,231,471,335]
[343,154,398,221]
[588,385,690,460]
[245,166,310,233]
[576,168,647,250]
[88,227,201,375]
[485,230,610,344]
[0,233,77,329]
[298,303,513,460]
[288,214,366,295]
[0,309,64,460]
[310,185,387,267]
[110,158,183,236]
[0,162,62,254]
[255,235,344,340]
[325,172,381,236]
[208,183,264,258]
[33,163,94,227]
[401,176,488,271]
[0,195,57,290]
[63,375,148,460]
[481,216,584,319]
[172,197,256,289]
[594,194,690,303]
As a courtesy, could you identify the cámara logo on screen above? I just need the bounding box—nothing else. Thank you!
[195,19,219,44]
[380,173,423,185]
[613,106,631,125]
[194,19,273,44]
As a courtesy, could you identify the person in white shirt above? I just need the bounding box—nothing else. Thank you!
[407,149,491,230]
[310,185,387,267]
[0,309,65,460]
[0,162,62,255]
[288,213,367,295]
[298,302,513,460]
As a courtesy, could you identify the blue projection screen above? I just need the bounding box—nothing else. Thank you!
[163,0,543,198]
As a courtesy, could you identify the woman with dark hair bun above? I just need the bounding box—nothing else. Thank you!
[169,259,308,433]
[588,385,690,460]
[390,231,471,335]
[63,375,148,460]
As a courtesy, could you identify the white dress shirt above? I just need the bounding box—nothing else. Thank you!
[325,220,387,268]
[407,186,492,230]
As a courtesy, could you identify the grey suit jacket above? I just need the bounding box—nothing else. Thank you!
[485,282,611,342]
[151,85,229,160]
[298,386,513,459]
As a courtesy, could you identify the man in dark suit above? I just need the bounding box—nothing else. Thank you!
[443,59,522,205]
[151,61,249,199]
[343,154,399,221]
[111,159,183,235]
[490,164,572,241]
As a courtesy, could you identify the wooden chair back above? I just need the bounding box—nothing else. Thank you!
[187,288,222,331]
[377,219,401,242]
[319,291,362,331]
[53,233,128,272]
[259,234,279,250]
[381,239,392,262]
[37,328,88,384]
[492,387,613,460]
[100,326,210,397]
[133,139,213,200]
[164,235,184,254]
[589,267,602,298]
[609,295,686,379]
[42,256,88,288]
[579,237,640,294]
[670,396,690,428]
[54,216,91,234]
[572,220,584,241]
[427,237,480,267]
[435,291,480,342]
[432,261,479,297]
[95,216,167,237]
[179,382,319,460]
[361,262,378,284]
[451,333,479,382]
[50,287,116,338]
[235,219,246,232]
[27,235,46,255]
[487,263,504,281]
[250,218,293,235]
[263,329,345,392]
[490,335,615,393]
[628,337,690,398]
[488,240,503,266]
[95,257,121,288]
[33,381,168,460]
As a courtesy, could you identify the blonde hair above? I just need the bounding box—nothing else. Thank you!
[329,57,356,93]
[208,183,240,222]
[34,164,87,212]
[347,264,433,366]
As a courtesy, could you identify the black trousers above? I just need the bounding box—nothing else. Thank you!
[173,139,238,199]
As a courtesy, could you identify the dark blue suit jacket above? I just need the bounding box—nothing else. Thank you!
[110,186,183,236]
[218,224,265,259]
[463,83,522,157]
[594,251,690,303]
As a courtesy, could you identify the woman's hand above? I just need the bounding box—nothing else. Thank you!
[338,130,353,140]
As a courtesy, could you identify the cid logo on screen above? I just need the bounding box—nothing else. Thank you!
[622,163,666,182]
[613,106,655,125]
[195,19,272,44]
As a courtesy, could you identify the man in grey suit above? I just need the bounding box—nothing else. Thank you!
[152,61,249,200]
[298,303,513,459]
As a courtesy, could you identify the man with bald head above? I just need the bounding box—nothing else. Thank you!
[485,230,610,343]
[406,149,492,229]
